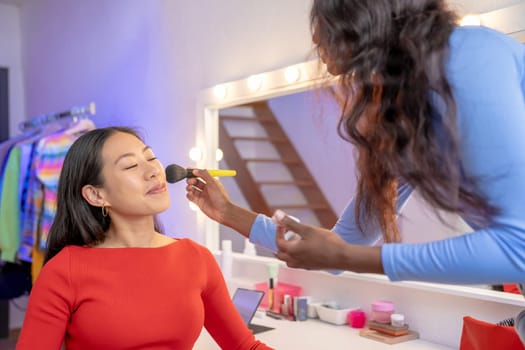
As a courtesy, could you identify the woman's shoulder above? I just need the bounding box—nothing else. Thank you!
[44,246,72,267]
[447,26,525,86]
[176,238,213,253]
[450,26,525,61]
[451,25,520,46]
[35,247,73,284]
[174,238,218,263]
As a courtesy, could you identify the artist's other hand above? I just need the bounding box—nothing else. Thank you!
[186,169,232,223]
[274,212,348,270]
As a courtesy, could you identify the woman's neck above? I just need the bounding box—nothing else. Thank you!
[96,217,171,248]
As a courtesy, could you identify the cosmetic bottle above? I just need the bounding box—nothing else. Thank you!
[267,262,279,285]
[221,240,233,281]
[243,238,257,256]
[268,277,275,311]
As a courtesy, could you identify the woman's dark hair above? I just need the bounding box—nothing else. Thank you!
[44,126,163,263]
[311,0,497,241]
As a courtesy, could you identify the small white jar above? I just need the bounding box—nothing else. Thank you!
[390,313,405,327]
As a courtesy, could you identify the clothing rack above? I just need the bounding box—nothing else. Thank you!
[18,102,96,132]
[0,102,96,339]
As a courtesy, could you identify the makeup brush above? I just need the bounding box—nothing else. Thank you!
[165,163,237,184]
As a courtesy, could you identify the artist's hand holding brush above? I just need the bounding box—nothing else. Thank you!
[186,169,258,238]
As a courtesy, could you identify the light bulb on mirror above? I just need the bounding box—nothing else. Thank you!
[189,202,199,211]
[284,67,300,83]
[460,14,481,26]
[247,75,263,92]
[213,84,227,99]
[215,148,224,162]
[189,147,202,162]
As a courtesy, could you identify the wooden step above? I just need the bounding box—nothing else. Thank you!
[257,180,315,187]
[270,204,332,210]
[221,115,275,123]
[220,100,338,228]
[231,136,288,143]
[244,158,301,164]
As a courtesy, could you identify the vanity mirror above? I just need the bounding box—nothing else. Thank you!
[196,60,471,258]
[194,3,525,296]
[194,60,335,253]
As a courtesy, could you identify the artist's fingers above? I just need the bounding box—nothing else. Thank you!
[275,225,289,252]
[192,169,213,183]
[274,250,301,269]
[186,177,200,186]
[274,210,309,241]
[283,217,306,236]
[185,185,199,197]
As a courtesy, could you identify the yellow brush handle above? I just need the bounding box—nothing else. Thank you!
[207,169,237,177]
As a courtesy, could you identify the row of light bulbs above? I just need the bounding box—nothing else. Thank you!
[213,66,301,99]
[188,147,223,162]
[213,13,479,100]
[460,14,481,26]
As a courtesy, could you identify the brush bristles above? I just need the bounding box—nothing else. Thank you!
[165,164,189,183]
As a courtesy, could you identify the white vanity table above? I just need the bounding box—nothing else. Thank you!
[194,310,453,349]
[192,253,525,349]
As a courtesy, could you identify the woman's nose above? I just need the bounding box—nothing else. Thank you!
[145,162,161,178]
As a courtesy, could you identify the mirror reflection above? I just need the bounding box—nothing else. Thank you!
[217,88,351,257]
[215,86,515,294]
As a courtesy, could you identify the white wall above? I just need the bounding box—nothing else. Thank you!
[0,3,25,136]
[17,0,313,242]
[0,5,26,327]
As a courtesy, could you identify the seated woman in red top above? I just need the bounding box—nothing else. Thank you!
[16,126,272,350]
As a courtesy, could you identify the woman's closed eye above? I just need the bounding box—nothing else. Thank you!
[123,157,157,170]
[124,164,138,170]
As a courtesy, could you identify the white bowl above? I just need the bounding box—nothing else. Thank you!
[316,304,355,325]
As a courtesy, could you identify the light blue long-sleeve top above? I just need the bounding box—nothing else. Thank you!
[249,26,525,285]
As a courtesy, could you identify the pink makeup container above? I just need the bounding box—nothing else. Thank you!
[370,301,395,324]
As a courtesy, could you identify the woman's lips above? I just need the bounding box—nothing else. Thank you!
[147,183,167,194]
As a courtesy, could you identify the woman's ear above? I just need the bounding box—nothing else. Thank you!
[82,185,105,207]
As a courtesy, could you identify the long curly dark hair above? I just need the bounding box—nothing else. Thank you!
[311,0,497,242]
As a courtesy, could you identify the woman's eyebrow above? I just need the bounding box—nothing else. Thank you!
[114,146,151,165]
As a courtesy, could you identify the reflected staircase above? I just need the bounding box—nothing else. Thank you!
[218,101,337,228]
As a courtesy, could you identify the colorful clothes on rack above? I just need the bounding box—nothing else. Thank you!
[0,134,28,200]
[16,142,37,263]
[35,132,76,251]
[0,147,21,262]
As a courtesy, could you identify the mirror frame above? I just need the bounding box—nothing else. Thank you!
[195,59,333,251]
[194,62,525,306]
[192,3,525,306]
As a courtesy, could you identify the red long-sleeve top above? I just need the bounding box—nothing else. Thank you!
[16,238,272,350]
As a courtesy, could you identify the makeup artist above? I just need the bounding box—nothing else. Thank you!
[187,0,525,343]
[17,127,273,350]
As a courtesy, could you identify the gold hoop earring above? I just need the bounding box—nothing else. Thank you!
[101,205,109,217]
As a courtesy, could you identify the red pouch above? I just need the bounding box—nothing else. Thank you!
[459,316,525,350]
